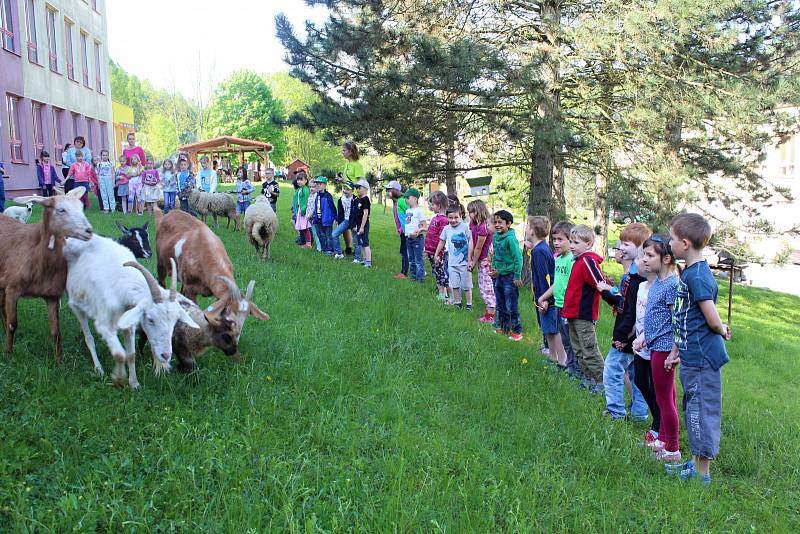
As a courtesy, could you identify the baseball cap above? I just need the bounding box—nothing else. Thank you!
[385,180,402,191]
[314,176,328,183]
[403,187,421,199]
[356,179,370,189]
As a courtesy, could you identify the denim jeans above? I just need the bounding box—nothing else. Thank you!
[315,224,333,254]
[310,224,322,251]
[603,347,650,419]
[332,220,350,254]
[493,274,521,334]
[557,307,582,378]
[407,235,425,281]
[399,233,409,275]
[163,192,176,213]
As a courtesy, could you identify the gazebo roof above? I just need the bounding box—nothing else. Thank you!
[178,136,274,153]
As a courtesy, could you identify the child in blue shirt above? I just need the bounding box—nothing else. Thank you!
[235,166,255,214]
[665,213,731,485]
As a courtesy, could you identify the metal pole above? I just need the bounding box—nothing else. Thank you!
[727,264,734,326]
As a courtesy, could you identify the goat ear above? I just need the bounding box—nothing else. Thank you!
[248,302,270,321]
[203,299,226,324]
[68,186,86,199]
[141,221,149,231]
[178,307,200,329]
[14,195,51,206]
[115,221,130,234]
[117,302,145,330]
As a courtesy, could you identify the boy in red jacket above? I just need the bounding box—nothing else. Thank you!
[562,224,606,393]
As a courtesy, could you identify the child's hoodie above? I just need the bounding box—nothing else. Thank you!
[562,251,605,321]
[491,228,523,279]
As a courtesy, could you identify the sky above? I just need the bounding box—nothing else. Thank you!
[106,0,329,103]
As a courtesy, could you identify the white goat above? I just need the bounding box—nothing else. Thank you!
[244,196,279,261]
[4,202,33,223]
[63,235,199,389]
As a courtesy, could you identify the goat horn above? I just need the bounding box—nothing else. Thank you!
[245,280,255,302]
[124,261,163,303]
[215,276,241,302]
[169,258,178,301]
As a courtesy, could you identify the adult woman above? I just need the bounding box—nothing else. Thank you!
[336,141,365,255]
[122,132,146,167]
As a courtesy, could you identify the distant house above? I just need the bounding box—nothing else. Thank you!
[287,159,309,178]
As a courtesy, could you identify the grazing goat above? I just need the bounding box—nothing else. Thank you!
[63,235,199,389]
[155,209,268,352]
[244,196,279,261]
[187,188,240,230]
[115,221,152,259]
[4,202,33,223]
[0,188,92,361]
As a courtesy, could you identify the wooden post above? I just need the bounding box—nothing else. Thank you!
[727,264,734,326]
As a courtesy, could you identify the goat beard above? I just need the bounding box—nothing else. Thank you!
[48,235,56,250]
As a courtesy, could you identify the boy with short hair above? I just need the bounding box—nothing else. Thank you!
[261,171,281,213]
[386,180,410,279]
[435,204,473,308]
[527,216,568,366]
[403,188,428,282]
[561,224,606,393]
[353,179,372,267]
[332,182,355,259]
[489,210,523,340]
[665,213,731,484]
[312,176,337,255]
[597,222,651,420]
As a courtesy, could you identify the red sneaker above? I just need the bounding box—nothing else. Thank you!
[478,313,495,323]
[394,273,407,280]
[508,333,523,342]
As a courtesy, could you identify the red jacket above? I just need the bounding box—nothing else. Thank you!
[562,251,604,321]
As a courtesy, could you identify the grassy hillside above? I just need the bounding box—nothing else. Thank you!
[0,186,798,532]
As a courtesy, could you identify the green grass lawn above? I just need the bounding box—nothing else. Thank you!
[1,185,798,532]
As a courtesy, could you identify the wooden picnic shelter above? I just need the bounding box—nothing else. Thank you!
[178,136,274,176]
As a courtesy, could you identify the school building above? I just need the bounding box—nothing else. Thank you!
[1,0,112,196]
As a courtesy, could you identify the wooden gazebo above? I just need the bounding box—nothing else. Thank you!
[178,136,273,177]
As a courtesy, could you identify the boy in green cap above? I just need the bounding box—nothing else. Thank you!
[313,176,337,255]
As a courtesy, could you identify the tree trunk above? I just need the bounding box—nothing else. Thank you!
[593,169,609,256]
[444,142,457,196]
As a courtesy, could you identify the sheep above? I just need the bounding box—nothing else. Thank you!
[187,188,240,230]
[3,202,33,223]
[115,221,152,259]
[63,235,199,389]
[154,208,269,355]
[244,195,279,261]
[0,187,93,362]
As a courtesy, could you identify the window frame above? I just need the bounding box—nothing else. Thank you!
[79,30,90,87]
[0,0,16,53]
[32,100,45,154]
[52,106,64,162]
[64,18,75,81]
[45,6,58,72]
[6,94,25,163]
[93,40,102,93]
[24,0,40,65]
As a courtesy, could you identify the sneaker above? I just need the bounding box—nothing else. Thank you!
[678,463,710,484]
[478,313,495,323]
[334,253,345,259]
[454,302,463,309]
[654,449,682,462]
[466,304,473,311]
[665,459,693,476]
[363,262,372,268]
[540,346,551,356]
[394,273,407,280]
[647,439,665,452]
[353,259,362,264]
[602,409,626,421]
[508,333,523,342]
[642,430,659,445]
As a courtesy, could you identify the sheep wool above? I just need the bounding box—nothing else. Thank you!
[244,196,279,261]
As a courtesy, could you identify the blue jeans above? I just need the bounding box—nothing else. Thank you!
[332,220,350,254]
[493,274,521,334]
[407,235,425,281]
[603,347,649,419]
[399,233,409,275]
[163,192,176,213]
[0,174,5,212]
[557,307,582,377]
[315,224,333,254]
[310,224,321,251]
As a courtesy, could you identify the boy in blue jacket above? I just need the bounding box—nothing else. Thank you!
[313,176,337,255]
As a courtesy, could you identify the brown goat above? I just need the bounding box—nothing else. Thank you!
[154,209,268,353]
[0,188,93,362]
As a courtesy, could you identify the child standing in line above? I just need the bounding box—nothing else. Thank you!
[528,216,568,367]
[403,188,427,282]
[633,256,661,446]
[313,176,337,255]
[637,234,681,463]
[261,171,281,213]
[489,210,523,339]
[96,150,115,212]
[177,156,196,214]
[198,156,217,193]
[127,154,144,215]
[425,191,450,301]
[60,143,72,190]
[353,179,372,267]
[141,157,161,215]
[561,224,606,393]
[596,222,651,420]
[115,154,129,214]
[235,166,255,216]
[292,171,312,248]
[161,158,177,214]
[387,180,410,279]
[332,182,354,259]
[665,213,731,484]
[537,221,580,377]
[436,203,473,307]
[67,149,93,210]
[36,151,61,198]
[307,180,321,251]
[468,200,495,322]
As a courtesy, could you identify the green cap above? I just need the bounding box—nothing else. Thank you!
[403,187,421,198]
[314,176,328,183]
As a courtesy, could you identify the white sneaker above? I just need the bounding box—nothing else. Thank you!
[334,253,345,259]
[353,259,362,264]
[647,439,665,451]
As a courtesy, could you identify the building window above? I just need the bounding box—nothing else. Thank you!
[25,0,39,64]
[32,101,44,154]
[52,107,64,162]
[86,118,94,150]
[46,7,57,72]
[6,95,25,163]
[1,0,15,52]
[94,41,102,93]
[80,31,90,87]
[99,120,107,151]
[71,112,80,139]
[64,20,75,80]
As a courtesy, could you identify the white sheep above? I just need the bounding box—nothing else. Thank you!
[244,196,279,261]
[63,235,199,389]
[4,202,33,223]
[188,189,240,230]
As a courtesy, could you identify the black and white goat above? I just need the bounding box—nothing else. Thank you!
[63,235,199,389]
[115,221,152,259]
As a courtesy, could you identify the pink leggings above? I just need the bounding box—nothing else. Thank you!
[651,351,680,452]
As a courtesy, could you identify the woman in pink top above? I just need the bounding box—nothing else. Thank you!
[122,132,147,167]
